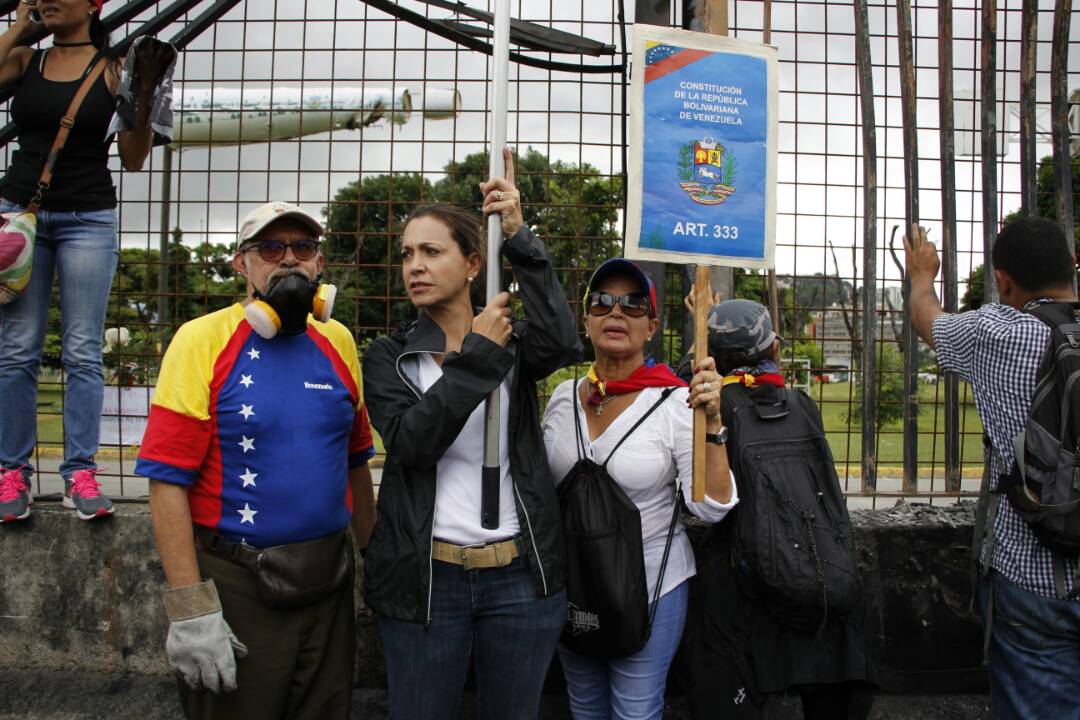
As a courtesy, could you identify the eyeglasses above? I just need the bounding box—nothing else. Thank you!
[242,238,320,262]
[586,291,652,318]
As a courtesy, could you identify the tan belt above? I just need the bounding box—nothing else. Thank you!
[432,538,520,570]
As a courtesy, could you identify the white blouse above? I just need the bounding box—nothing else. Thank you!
[542,379,738,600]
[418,353,520,545]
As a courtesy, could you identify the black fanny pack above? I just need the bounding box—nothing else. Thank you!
[193,524,353,610]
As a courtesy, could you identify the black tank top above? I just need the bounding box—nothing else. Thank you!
[0,49,117,211]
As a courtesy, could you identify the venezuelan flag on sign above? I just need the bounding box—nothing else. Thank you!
[644,42,711,83]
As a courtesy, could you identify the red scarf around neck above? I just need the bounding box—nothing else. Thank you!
[586,361,687,408]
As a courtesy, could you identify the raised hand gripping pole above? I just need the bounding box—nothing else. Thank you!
[481,0,511,530]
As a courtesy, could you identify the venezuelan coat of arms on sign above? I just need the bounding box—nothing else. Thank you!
[678,137,736,205]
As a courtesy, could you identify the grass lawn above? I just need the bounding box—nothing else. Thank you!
[36,380,979,475]
[37,384,389,457]
[810,380,985,475]
[36,385,64,449]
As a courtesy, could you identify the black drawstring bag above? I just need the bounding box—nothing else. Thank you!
[558,383,680,658]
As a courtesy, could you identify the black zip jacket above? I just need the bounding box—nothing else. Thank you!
[361,226,583,623]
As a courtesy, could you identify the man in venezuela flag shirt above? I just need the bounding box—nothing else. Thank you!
[136,201,375,719]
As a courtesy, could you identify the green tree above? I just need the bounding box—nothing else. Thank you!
[321,172,434,336]
[322,148,623,343]
[1002,154,1080,254]
[848,343,909,427]
[961,264,985,312]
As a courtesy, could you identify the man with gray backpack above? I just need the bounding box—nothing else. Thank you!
[681,298,873,720]
[905,217,1080,719]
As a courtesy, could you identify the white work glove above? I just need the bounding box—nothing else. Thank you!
[162,579,248,693]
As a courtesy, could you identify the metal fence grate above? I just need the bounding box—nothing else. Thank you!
[7,0,1077,509]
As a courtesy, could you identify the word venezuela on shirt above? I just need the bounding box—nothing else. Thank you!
[135,303,375,548]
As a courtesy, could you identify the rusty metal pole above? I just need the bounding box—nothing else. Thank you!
[981,0,1000,306]
[156,145,173,327]
[853,0,878,493]
[1051,0,1075,292]
[897,0,920,494]
[1020,0,1038,217]
[763,0,780,332]
[938,0,961,492]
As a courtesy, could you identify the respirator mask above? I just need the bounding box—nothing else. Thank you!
[244,272,337,339]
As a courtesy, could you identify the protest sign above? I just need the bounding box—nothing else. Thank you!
[625,25,778,269]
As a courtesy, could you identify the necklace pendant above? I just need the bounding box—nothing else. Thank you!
[594,404,604,416]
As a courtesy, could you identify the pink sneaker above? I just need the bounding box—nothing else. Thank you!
[63,468,115,521]
[0,467,31,523]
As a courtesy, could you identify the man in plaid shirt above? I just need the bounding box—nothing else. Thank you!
[904,217,1079,719]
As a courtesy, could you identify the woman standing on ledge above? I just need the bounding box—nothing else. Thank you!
[0,0,168,524]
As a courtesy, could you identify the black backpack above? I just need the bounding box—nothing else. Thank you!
[721,382,860,632]
[558,385,680,658]
[998,301,1080,563]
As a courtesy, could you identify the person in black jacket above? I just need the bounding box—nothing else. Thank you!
[361,148,582,720]
[679,298,874,720]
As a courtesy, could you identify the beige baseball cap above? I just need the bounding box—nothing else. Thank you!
[236,201,323,251]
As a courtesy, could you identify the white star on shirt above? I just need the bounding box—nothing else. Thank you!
[238,503,257,525]
[238,435,255,453]
[247,348,260,360]
[239,374,254,388]
[239,468,257,487]
[238,404,255,420]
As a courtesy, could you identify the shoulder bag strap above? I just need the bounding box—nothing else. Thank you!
[572,377,587,462]
[27,54,109,213]
[647,484,683,628]
[600,386,676,470]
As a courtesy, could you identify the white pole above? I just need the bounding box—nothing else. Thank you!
[481,0,511,530]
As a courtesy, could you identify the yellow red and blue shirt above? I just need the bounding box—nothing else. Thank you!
[135,303,375,547]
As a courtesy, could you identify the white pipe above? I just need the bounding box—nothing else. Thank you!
[481,0,512,529]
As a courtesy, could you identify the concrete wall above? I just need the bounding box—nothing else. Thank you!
[0,501,986,696]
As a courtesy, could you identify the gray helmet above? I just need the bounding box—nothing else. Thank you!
[706,299,778,369]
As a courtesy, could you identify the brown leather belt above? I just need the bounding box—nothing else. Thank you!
[193,524,263,571]
[432,537,520,570]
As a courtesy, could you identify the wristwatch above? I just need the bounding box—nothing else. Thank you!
[705,426,729,445]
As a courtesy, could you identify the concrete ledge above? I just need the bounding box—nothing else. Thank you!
[0,670,993,719]
[0,501,988,703]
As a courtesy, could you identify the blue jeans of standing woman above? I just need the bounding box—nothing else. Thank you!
[0,199,117,481]
[559,580,689,720]
[379,555,566,720]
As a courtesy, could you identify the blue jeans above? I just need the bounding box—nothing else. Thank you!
[558,580,689,720]
[379,555,566,720]
[978,571,1080,720]
[0,199,117,480]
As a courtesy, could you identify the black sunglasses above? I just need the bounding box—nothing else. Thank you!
[242,238,320,262]
[586,291,652,318]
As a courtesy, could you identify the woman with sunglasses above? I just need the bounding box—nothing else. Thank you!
[360,149,582,720]
[541,258,738,720]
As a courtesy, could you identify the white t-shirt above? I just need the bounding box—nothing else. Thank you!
[418,352,520,545]
[542,379,738,600]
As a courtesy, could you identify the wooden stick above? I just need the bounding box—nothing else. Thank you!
[689,0,731,505]
[693,265,711,503]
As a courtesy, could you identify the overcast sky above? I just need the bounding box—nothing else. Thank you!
[4,0,1077,290]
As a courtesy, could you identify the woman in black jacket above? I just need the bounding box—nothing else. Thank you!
[361,148,582,720]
